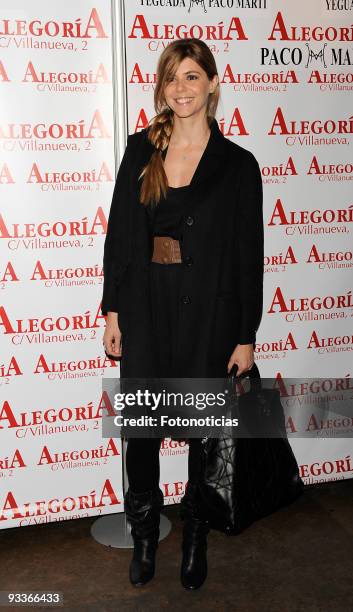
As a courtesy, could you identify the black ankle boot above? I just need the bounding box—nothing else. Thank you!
[180,483,210,590]
[124,487,164,587]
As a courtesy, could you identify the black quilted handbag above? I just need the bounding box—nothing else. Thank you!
[198,363,305,535]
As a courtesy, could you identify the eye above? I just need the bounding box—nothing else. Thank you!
[187,75,198,80]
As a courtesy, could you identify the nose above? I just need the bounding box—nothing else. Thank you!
[175,79,186,93]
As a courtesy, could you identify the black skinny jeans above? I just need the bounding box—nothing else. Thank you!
[126,437,203,493]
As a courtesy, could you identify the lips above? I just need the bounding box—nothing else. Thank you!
[175,98,193,104]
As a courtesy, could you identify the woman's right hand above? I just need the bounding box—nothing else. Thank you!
[103,312,122,358]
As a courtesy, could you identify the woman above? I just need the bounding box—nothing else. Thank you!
[101,38,264,590]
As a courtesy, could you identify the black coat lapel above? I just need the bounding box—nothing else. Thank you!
[189,117,228,189]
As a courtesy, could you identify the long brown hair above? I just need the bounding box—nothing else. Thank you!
[138,38,220,208]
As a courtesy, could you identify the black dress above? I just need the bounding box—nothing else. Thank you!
[126,183,203,493]
[148,184,190,378]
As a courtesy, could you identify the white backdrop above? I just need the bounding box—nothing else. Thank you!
[0,0,352,529]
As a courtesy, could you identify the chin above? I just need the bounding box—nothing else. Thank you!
[174,111,194,119]
[171,106,201,119]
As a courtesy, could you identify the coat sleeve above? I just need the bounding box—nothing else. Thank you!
[101,134,134,316]
[234,151,264,345]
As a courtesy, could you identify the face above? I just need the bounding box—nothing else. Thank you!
[163,57,218,119]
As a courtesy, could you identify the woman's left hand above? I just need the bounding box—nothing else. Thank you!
[227,343,254,376]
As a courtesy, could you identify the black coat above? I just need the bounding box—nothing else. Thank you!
[101,117,264,378]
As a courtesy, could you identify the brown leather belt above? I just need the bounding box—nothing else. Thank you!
[151,236,182,264]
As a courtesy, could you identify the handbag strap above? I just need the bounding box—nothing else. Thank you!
[228,362,262,392]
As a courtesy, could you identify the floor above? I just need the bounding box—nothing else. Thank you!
[1,479,352,612]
